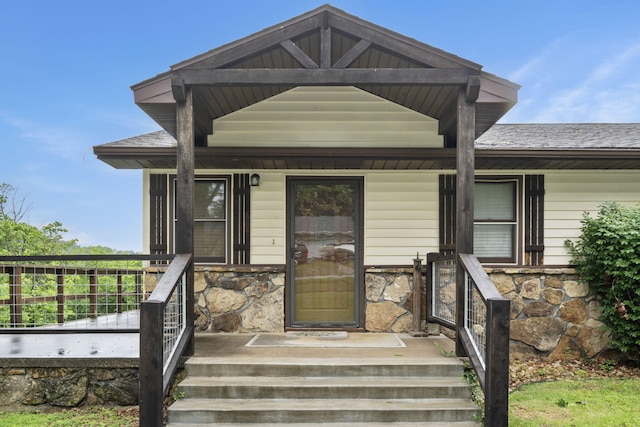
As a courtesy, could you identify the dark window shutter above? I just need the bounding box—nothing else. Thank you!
[233,174,251,264]
[149,174,168,260]
[439,174,456,255]
[524,175,545,265]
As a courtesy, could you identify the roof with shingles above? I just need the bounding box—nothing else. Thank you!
[477,123,640,149]
[101,123,640,150]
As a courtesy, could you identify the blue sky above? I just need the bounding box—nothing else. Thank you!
[1,1,639,252]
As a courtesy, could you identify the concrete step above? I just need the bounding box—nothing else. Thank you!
[167,422,482,427]
[178,375,473,400]
[167,423,481,427]
[167,398,481,424]
[183,357,465,378]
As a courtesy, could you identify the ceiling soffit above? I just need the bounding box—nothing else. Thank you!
[133,5,518,146]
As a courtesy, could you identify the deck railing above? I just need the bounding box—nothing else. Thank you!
[139,253,193,427]
[427,252,510,426]
[0,255,172,331]
[426,252,457,329]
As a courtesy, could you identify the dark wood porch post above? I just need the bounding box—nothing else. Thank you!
[455,76,479,356]
[174,78,195,356]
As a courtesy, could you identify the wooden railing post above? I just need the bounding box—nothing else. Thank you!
[116,272,123,314]
[484,297,510,426]
[139,299,165,427]
[89,269,98,318]
[9,266,22,327]
[410,255,428,337]
[56,268,65,324]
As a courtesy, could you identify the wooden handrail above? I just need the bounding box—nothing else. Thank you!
[139,253,193,427]
[457,253,510,426]
[427,252,510,425]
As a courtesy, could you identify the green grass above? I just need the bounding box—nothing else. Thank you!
[509,378,640,426]
[0,407,138,427]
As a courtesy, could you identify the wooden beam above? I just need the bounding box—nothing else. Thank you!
[333,39,372,69]
[279,40,318,69]
[176,68,477,86]
[189,14,324,69]
[327,13,482,69]
[465,75,481,103]
[175,87,195,356]
[455,85,476,357]
[171,76,186,103]
[320,24,331,68]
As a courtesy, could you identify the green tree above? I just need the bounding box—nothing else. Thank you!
[0,219,76,255]
[0,182,76,255]
[566,202,640,356]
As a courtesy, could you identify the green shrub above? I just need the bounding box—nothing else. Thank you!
[566,203,640,356]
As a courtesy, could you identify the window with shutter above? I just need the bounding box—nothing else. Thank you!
[439,174,544,265]
[152,173,250,264]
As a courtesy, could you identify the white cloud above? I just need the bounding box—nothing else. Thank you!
[0,110,89,160]
[504,38,640,123]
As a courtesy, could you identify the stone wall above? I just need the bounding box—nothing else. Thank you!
[149,265,419,333]
[147,264,610,361]
[190,266,286,333]
[0,367,139,407]
[364,268,418,332]
[486,267,611,361]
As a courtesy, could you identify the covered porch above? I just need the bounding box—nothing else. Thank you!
[93,4,516,425]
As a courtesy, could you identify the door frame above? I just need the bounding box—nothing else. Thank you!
[285,176,365,330]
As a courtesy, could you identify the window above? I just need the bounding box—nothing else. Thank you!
[150,173,251,265]
[474,178,519,263]
[439,174,544,265]
[174,177,229,263]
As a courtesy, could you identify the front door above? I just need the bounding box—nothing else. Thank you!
[287,177,363,328]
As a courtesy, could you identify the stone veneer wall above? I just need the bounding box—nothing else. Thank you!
[486,267,611,361]
[364,268,419,332]
[153,265,419,333]
[147,265,610,362]
[0,367,139,407]
[191,266,287,332]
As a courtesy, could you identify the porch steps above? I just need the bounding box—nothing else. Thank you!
[166,357,481,425]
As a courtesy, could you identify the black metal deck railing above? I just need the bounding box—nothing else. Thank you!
[427,252,510,426]
[0,255,173,331]
[0,254,195,426]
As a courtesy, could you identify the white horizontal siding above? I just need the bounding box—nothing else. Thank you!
[250,172,286,264]
[143,169,639,268]
[365,173,439,265]
[248,171,440,266]
[207,86,443,148]
[545,171,640,265]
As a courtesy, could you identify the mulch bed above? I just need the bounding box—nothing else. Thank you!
[509,356,640,392]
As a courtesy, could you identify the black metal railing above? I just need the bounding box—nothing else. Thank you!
[426,252,457,329]
[0,255,172,331]
[427,252,510,426]
[139,253,193,427]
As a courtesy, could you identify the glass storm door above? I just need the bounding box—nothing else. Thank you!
[287,177,362,328]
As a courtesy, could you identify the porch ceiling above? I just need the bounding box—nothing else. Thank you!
[132,5,519,147]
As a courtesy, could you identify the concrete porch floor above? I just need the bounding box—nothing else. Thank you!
[0,332,458,368]
[191,333,457,361]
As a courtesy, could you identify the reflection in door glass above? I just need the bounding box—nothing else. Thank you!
[293,183,356,324]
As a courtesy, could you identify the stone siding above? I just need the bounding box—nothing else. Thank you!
[191,266,286,333]
[0,367,139,407]
[150,265,419,333]
[147,264,609,360]
[365,268,418,332]
[485,267,610,361]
